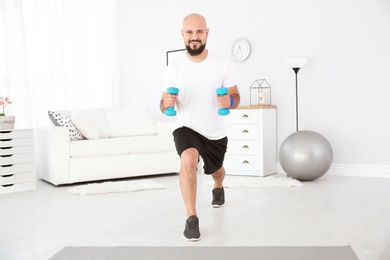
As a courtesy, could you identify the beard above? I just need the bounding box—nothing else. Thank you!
[185,40,206,56]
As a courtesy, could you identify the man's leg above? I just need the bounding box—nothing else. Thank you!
[179,148,199,218]
[180,148,201,241]
[211,167,225,207]
[212,166,225,188]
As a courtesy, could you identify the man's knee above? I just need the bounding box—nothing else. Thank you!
[181,148,199,172]
[212,167,225,178]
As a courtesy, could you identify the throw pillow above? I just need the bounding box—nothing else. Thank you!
[48,111,85,141]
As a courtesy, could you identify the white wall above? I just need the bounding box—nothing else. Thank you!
[118,0,390,177]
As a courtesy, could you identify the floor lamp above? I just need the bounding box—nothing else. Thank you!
[280,58,333,181]
[285,58,308,132]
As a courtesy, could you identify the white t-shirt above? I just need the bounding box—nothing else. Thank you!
[162,51,237,140]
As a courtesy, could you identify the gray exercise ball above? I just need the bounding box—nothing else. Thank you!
[279,130,333,181]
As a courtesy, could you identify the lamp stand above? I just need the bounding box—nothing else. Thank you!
[292,67,301,132]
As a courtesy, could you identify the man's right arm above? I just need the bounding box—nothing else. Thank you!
[160,92,166,114]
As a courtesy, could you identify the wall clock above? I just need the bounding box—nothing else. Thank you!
[231,38,251,61]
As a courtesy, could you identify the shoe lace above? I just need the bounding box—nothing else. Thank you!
[187,218,198,229]
[188,222,197,229]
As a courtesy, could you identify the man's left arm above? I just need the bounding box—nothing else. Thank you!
[228,85,240,109]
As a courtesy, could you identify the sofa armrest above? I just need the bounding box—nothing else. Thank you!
[36,126,71,185]
[155,121,176,136]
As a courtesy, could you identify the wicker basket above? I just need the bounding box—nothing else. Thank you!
[0,116,15,130]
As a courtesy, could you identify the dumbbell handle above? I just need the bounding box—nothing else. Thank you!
[216,87,230,116]
[164,87,179,116]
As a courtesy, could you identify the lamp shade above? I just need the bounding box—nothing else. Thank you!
[285,58,308,69]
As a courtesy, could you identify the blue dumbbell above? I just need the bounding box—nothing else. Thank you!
[164,87,179,116]
[216,87,230,116]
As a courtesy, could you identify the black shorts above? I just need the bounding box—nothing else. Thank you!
[173,126,228,175]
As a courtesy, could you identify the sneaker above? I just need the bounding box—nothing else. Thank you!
[212,187,225,208]
[183,215,201,241]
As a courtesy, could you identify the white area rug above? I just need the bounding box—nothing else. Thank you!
[206,175,302,188]
[67,180,167,195]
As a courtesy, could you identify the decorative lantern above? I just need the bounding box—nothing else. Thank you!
[250,79,272,106]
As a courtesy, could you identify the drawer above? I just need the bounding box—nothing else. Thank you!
[226,125,259,139]
[0,154,34,165]
[0,138,34,148]
[227,140,261,155]
[0,172,35,185]
[0,181,36,194]
[0,129,34,139]
[0,146,34,156]
[0,162,35,175]
[224,155,261,171]
[224,109,259,125]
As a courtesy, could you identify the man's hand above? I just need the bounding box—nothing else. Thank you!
[160,91,178,113]
[216,94,231,108]
[163,91,178,109]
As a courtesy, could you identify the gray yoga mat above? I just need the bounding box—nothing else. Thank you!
[50,245,359,260]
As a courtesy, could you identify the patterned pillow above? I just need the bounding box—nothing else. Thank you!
[48,111,85,141]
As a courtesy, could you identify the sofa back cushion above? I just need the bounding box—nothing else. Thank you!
[71,108,110,139]
[104,108,157,137]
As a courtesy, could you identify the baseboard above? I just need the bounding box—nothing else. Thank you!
[277,163,390,178]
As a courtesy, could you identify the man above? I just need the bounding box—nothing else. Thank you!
[160,13,240,241]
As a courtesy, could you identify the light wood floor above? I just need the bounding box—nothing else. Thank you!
[1,173,390,260]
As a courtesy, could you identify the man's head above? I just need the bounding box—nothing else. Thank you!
[181,13,209,57]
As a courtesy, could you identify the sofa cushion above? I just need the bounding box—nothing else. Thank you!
[71,111,99,140]
[48,111,85,141]
[105,109,157,137]
[127,136,176,154]
[71,108,110,139]
[70,138,128,158]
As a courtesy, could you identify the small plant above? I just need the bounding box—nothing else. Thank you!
[0,96,12,116]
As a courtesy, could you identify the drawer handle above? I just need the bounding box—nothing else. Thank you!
[242,160,249,164]
[0,155,13,158]
[242,145,249,149]
[2,184,14,187]
[242,130,249,133]
[1,164,13,167]
[0,147,13,150]
[0,139,12,142]
[1,174,13,178]
[242,114,249,118]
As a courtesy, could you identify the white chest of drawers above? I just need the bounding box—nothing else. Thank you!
[0,129,35,194]
[224,106,277,177]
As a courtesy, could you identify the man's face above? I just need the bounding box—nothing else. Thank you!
[181,16,209,56]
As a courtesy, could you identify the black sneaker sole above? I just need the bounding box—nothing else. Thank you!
[183,234,201,242]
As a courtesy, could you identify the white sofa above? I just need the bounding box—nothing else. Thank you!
[36,108,179,186]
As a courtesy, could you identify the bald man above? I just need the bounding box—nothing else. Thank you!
[160,13,240,241]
